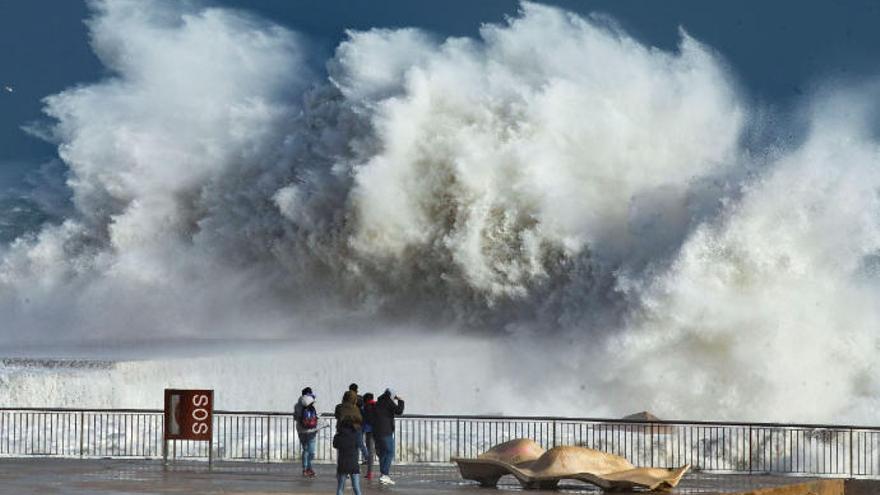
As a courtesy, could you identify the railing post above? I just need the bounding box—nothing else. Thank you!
[769,428,773,473]
[748,425,752,473]
[849,428,854,478]
[455,419,460,458]
[265,415,271,463]
[162,411,168,468]
[650,423,654,467]
[552,420,557,448]
[79,411,85,458]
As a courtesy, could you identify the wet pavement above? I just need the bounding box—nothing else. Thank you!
[0,458,830,494]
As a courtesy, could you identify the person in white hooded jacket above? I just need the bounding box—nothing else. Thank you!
[294,387,321,477]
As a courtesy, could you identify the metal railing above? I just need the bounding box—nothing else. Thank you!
[0,408,879,478]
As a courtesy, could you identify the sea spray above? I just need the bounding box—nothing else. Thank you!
[1,0,879,422]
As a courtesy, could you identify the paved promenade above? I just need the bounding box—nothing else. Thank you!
[0,458,848,494]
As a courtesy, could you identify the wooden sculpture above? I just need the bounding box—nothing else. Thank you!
[452,438,690,491]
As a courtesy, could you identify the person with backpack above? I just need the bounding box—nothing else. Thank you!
[294,387,320,477]
[373,388,405,485]
[333,419,363,495]
[361,392,378,480]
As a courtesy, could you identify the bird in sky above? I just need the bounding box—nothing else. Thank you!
[3,86,13,93]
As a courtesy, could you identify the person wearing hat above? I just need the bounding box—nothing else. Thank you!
[294,387,321,477]
[373,388,405,485]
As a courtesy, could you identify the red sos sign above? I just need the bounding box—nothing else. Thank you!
[164,389,213,441]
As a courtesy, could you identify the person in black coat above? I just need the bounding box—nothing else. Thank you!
[348,383,369,462]
[333,420,362,495]
[361,392,378,480]
[373,388,405,485]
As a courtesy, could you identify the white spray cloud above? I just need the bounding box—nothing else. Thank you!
[1,0,314,340]
[2,0,880,422]
[594,86,880,421]
[339,3,743,306]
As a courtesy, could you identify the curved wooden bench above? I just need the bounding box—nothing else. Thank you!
[452,438,690,491]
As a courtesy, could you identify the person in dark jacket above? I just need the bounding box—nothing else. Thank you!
[334,390,363,431]
[349,383,365,409]
[373,388,405,485]
[348,383,369,462]
[333,420,363,495]
[362,392,377,479]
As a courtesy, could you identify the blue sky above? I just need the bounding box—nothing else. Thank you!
[1,0,879,195]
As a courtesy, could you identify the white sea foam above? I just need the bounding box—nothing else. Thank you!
[0,337,507,413]
[1,0,879,422]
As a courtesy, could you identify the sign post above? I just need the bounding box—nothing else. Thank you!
[164,389,214,467]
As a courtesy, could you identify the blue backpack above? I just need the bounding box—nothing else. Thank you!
[301,405,318,429]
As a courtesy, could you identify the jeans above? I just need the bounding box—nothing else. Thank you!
[357,429,369,461]
[377,434,395,476]
[365,432,375,475]
[300,435,316,470]
[336,473,362,495]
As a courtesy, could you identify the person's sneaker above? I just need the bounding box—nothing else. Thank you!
[306,468,316,478]
[365,472,373,480]
[302,469,309,477]
[379,475,395,485]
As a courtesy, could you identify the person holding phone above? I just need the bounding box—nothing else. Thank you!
[373,388,405,485]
